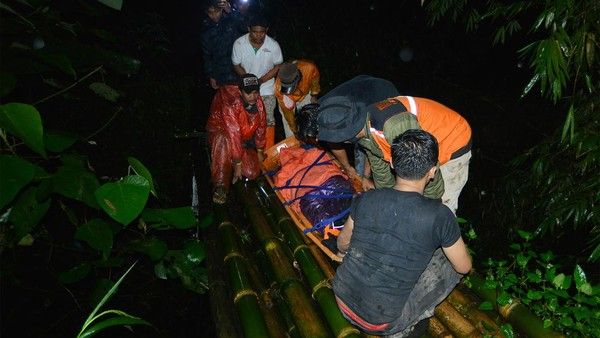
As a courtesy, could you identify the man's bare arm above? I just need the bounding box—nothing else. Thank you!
[233,64,246,76]
[336,215,354,257]
[442,236,472,274]
[259,64,280,84]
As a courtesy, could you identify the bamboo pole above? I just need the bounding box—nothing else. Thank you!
[214,206,271,338]
[429,317,453,338]
[204,205,241,338]
[254,179,363,338]
[446,288,503,337]
[434,301,481,338]
[468,272,565,338]
[234,181,334,338]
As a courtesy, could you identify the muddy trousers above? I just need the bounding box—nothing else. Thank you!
[383,249,462,337]
[338,249,461,337]
[209,131,261,191]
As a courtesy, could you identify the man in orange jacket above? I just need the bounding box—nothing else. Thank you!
[206,74,266,204]
[302,93,472,214]
[274,59,320,139]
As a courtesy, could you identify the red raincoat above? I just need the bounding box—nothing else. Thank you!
[206,85,266,188]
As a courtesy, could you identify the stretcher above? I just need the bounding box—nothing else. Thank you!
[261,136,363,262]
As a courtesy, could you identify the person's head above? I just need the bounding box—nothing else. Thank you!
[296,103,320,144]
[247,14,268,45]
[391,129,438,181]
[278,62,302,94]
[203,0,223,23]
[239,74,260,108]
[314,96,365,143]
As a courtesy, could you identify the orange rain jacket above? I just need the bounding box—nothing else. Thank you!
[274,59,321,132]
[206,85,266,187]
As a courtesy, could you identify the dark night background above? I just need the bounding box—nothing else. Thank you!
[1,0,568,337]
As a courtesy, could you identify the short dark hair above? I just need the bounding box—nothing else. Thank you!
[248,13,268,28]
[391,129,438,180]
[296,103,320,143]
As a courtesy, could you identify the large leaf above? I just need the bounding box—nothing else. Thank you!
[183,240,206,264]
[0,73,16,97]
[127,157,156,197]
[52,164,100,209]
[95,0,123,11]
[161,251,208,294]
[78,263,137,337]
[79,313,151,338]
[129,237,167,262]
[9,186,51,241]
[95,175,150,225]
[59,263,92,284]
[0,103,47,158]
[75,218,114,258]
[141,207,197,229]
[34,50,76,77]
[89,82,120,102]
[44,130,78,152]
[0,155,36,210]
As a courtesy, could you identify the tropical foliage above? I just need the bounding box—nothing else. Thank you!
[425,0,600,261]
[1,0,209,335]
[475,230,599,337]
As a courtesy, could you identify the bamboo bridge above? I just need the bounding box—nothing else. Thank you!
[203,178,564,338]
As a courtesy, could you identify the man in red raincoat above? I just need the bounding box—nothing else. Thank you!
[206,74,266,204]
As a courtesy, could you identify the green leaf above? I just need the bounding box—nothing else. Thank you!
[183,240,206,264]
[478,301,493,311]
[52,164,100,209]
[516,229,532,241]
[59,263,92,284]
[527,290,543,300]
[129,237,168,262]
[154,261,167,280]
[17,234,34,246]
[95,0,123,11]
[79,263,137,336]
[95,175,150,225]
[543,319,553,328]
[497,291,513,306]
[89,82,120,102]
[161,251,209,294]
[0,103,47,158]
[0,155,36,210]
[44,130,78,152]
[198,212,213,229]
[573,265,588,288]
[75,219,114,258]
[89,279,114,309]
[578,282,593,296]
[516,253,529,268]
[500,323,514,338]
[9,186,50,241]
[561,105,575,144]
[34,50,76,77]
[527,271,542,283]
[79,313,151,338]
[0,73,16,97]
[127,157,156,197]
[141,207,197,229]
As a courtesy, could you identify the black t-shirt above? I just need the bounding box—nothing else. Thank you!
[332,188,460,324]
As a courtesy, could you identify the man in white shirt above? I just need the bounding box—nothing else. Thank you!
[232,14,283,149]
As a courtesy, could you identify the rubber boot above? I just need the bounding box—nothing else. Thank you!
[265,125,275,150]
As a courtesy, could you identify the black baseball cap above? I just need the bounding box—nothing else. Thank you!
[239,74,260,93]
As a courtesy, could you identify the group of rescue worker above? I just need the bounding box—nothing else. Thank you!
[201,1,473,337]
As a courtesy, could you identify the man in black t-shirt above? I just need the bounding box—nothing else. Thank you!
[332,129,472,337]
